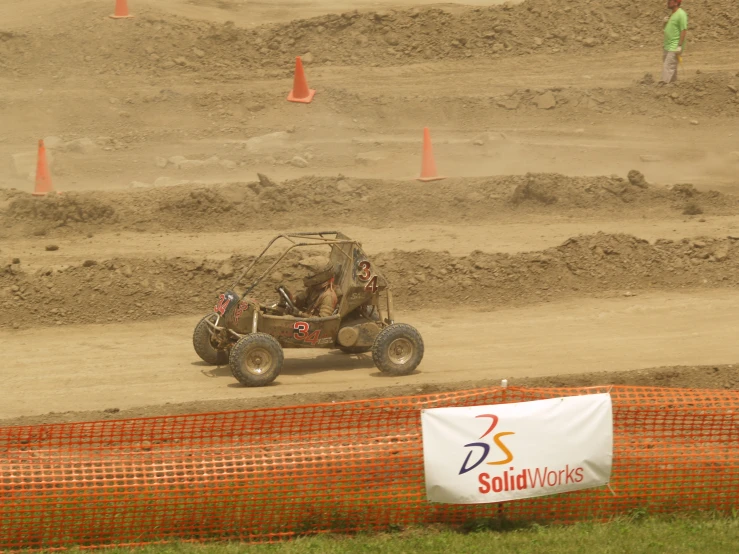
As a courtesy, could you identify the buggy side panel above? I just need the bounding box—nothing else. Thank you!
[259,314,341,348]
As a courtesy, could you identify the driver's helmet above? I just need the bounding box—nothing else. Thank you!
[299,256,335,288]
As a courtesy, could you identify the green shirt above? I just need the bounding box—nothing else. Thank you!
[664,8,688,51]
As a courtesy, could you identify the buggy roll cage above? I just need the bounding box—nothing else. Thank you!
[230,232,351,294]
[228,231,394,323]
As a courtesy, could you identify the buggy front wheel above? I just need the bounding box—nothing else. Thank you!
[229,333,284,387]
[372,323,424,376]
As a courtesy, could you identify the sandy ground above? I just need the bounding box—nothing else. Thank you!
[2,289,737,420]
[1,30,737,192]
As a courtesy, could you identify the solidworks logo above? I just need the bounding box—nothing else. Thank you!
[421,394,613,504]
[457,413,585,495]
[458,414,515,474]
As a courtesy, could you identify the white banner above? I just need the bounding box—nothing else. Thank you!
[422,393,613,504]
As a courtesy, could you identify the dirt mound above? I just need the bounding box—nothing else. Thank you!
[158,186,249,217]
[488,71,739,118]
[510,173,653,206]
[2,173,734,238]
[2,1,738,77]
[5,193,118,228]
[384,232,739,307]
[660,71,739,109]
[3,233,739,330]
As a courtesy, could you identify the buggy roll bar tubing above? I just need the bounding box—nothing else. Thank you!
[229,234,296,290]
[385,289,395,325]
[236,239,359,297]
[286,231,341,237]
[229,232,342,290]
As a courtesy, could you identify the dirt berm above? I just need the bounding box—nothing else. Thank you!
[3,232,739,329]
[1,363,736,427]
[2,0,737,77]
[1,173,733,238]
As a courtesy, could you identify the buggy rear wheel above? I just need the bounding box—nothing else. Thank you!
[229,333,284,387]
[193,315,229,366]
[372,323,424,376]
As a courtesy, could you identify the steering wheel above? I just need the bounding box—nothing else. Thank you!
[276,285,298,314]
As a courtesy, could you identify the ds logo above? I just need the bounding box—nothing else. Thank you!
[458,414,515,475]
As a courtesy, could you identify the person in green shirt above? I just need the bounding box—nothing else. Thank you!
[661,0,688,84]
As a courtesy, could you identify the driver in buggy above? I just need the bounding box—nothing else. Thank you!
[283,256,338,318]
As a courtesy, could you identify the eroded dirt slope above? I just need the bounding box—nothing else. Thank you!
[4,232,739,329]
[1,172,733,238]
[2,0,738,76]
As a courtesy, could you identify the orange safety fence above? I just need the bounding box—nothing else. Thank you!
[1,385,738,550]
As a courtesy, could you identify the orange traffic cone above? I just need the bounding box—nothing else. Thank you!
[110,0,134,19]
[33,140,54,196]
[287,57,316,104]
[418,127,444,182]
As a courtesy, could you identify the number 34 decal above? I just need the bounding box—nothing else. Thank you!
[357,261,379,293]
[293,322,321,345]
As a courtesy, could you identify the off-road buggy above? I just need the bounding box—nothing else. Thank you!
[193,232,424,386]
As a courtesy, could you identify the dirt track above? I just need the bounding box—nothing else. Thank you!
[2,290,738,424]
[1,0,739,426]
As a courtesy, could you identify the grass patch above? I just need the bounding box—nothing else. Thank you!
[48,514,739,554]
